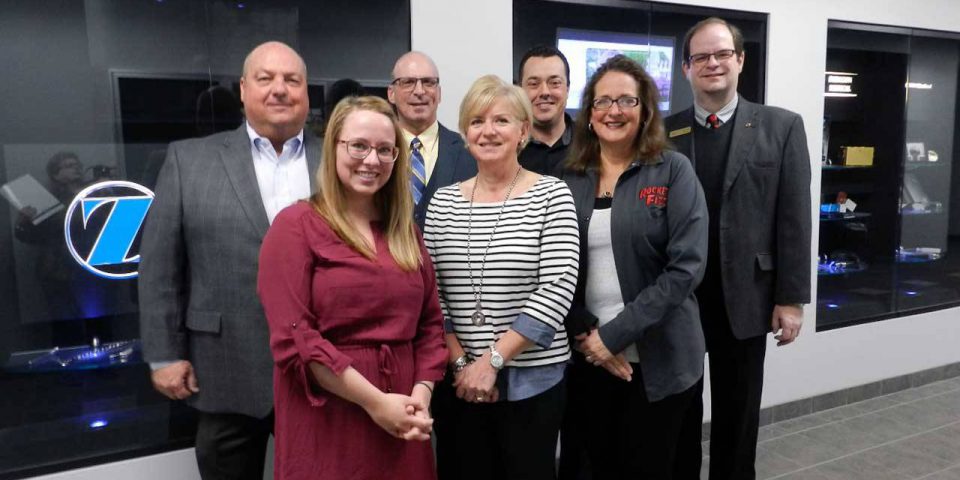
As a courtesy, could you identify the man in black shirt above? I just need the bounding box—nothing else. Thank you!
[518,46,574,175]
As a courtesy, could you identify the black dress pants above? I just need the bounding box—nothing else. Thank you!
[195,410,274,480]
[434,378,566,480]
[565,357,699,480]
[703,317,767,480]
[675,311,767,480]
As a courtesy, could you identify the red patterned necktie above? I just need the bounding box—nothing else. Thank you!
[706,113,721,129]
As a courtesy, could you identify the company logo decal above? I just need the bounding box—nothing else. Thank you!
[64,181,154,279]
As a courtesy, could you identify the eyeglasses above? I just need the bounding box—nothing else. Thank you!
[337,139,399,163]
[592,96,640,110]
[687,49,737,66]
[390,77,440,91]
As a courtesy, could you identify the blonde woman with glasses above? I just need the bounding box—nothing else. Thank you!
[258,96,447,480]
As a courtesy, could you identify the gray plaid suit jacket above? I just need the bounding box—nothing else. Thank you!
[139,125,321,417]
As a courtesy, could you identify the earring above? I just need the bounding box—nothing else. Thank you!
[588,123,593,131]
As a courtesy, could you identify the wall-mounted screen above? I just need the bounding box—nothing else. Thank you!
[557,28,674,111]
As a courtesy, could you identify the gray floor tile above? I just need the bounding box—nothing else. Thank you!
[762,432,840,466]
[758,424,792,442]
[858,442,954,478]
[774,468,834,480]
[886,400,960,432]
[770,414,833,436]
[755,445,805,478]
[896,425,960,464]
[813,454,902,480]
[919,464,960,480]
[841,411,920,443]
[798,422,876,457]
[813,404,868,423]
[846,394,901,414]
[913,379,960,398]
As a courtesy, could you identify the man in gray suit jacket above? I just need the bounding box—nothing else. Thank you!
[665,18,811,480]
[139,41,320,479]
[387,51,476,228]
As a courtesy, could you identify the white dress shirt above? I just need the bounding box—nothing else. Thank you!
[246,122,312,223]
[694,94,739,128]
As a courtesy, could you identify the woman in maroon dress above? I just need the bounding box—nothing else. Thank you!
[258,96,447,480]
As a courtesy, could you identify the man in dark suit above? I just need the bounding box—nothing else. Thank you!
[665,18,811,480]
[139,41,320,479]
[387,51,476,227]
[387,50,475,479]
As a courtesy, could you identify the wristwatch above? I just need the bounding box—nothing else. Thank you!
[451,354,471,373]
[489,345,504,371]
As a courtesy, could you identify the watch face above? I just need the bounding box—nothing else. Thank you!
[490,352,504,369]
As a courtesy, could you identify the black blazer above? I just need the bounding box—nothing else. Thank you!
[139,126,321,417]
[413,123,477,228]
[664,99,812,339]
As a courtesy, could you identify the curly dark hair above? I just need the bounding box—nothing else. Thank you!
[565,55,667,173]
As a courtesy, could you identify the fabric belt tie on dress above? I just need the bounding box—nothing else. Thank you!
[378,344,398,393]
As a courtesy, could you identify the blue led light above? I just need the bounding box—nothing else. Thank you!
[904,290,918,296]
[826,303,840,309]
[89,419,108,429]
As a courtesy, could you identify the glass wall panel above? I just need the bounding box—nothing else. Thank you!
[0,1,409,477]
[817,22,960,330]
[513,0,767,117]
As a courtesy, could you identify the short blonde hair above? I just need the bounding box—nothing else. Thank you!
[313,96,420,271]
[458,74,533,149]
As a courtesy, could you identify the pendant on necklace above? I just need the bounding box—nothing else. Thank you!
[471,300,486,326]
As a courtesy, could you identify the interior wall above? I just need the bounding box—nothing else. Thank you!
[414,0,960,417]
[23,1,960,478]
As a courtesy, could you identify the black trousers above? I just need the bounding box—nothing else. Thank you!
[195,410,274,480]
[562,357,699,480]
[433,378,566,480]
[676,313,767,480]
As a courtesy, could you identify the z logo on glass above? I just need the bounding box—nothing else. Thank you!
[64,181,154,280]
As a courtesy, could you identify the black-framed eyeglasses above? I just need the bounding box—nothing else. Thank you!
[337,139,399,163]
[390,77,440,91]
[687,49,738,66]
[592,96,640,110]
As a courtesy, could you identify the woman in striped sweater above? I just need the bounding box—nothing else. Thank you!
[423,75,580,480]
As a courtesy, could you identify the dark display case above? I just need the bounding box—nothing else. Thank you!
[817,21,960,330]
[0,1,409,477]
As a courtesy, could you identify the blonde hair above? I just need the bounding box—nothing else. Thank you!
[312,96,420,271]
[458,74,533,152]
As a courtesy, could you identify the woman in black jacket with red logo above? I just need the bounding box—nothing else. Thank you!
[556,54,709,480]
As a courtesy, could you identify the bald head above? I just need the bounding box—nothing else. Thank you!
[239,41,309,151]
[391,51,438,80]
[388,51,441,135]
[243,41,307,79]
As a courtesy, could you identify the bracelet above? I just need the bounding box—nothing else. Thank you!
[414,381,434,394]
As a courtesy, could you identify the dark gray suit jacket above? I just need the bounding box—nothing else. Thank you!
[139,126,321,417]
[413,123,477,228]
[664,99,812,339]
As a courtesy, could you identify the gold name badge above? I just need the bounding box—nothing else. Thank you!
[669,126,692,138]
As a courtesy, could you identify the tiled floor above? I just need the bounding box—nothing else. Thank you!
[700,376,960,479]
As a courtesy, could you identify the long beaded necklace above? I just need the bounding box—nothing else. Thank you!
[466,166,523,326]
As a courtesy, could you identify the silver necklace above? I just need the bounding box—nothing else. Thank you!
[466,167,523,326]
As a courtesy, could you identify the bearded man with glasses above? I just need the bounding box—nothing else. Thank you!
[665,17,812,480]
[387,51,476,228]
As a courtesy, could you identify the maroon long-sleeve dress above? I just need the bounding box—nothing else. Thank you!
[257,201,447,480]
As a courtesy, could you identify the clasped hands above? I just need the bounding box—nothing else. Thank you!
[453,353,500,404]
[575,329,633,382]
[365,384,434,442]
